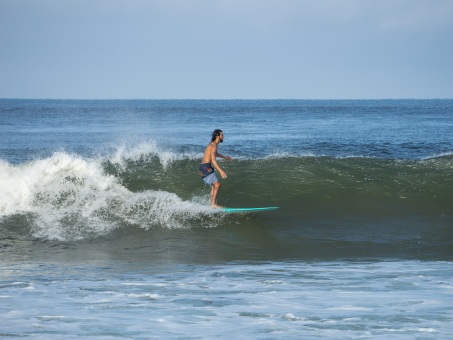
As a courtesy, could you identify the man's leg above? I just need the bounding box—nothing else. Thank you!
[210,181,221,208]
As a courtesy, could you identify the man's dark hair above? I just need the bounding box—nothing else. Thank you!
[211,129,223,142]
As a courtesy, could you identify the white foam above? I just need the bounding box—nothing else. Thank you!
[327,305,373,311]
[127,293,159,300]
[107,141,202,170]
[36,316,65,320]
[1,152,215,241]
[422,151,453,160]
[262,151,318,159]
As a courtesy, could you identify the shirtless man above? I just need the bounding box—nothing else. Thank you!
[199,129,233,208]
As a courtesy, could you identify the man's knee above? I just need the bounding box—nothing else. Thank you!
[213,181,221,189]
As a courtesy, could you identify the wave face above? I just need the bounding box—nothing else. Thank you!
[1,148,452,260]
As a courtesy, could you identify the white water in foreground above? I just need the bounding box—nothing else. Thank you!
[1,261,452,339]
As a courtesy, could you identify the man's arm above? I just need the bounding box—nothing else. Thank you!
[211,146,227,178]
[216,151,233,161]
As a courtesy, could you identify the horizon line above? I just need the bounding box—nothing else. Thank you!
[1,97,452,101]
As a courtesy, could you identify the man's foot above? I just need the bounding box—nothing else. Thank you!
[210,204,223,209]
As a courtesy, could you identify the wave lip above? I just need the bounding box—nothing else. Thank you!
[422,151,453,160]
[107,141,202,170]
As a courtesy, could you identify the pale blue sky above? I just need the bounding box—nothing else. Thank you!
[1,0,452,99]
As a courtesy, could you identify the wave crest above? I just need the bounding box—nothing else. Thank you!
[107,141,202,170]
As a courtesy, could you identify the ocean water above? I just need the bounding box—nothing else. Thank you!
[1,99,453,338]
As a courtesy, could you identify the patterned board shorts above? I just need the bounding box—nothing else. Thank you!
[202,172,219,186]
[199,163,219,186]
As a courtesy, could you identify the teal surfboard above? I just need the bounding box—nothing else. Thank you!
[222,206,279,213]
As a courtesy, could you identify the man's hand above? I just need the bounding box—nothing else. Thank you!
[219,170,228,179]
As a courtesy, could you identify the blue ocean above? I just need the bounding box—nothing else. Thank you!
[1,99,453,338]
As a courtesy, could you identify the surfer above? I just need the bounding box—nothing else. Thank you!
[200,129,233,208]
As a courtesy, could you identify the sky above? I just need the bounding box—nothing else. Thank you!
[1,0,452,99]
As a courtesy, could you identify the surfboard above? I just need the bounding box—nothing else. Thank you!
[222,206,279,213]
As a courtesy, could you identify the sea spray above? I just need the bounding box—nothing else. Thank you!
[107,141,203,171]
